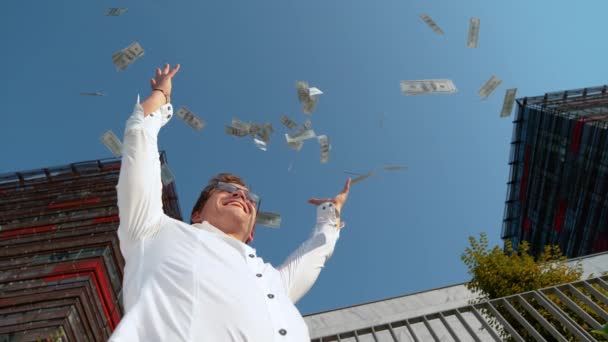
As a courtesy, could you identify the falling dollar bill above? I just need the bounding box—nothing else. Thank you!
[286,130,316,143]
[80,92,105,96]
[420,14,444,35]
[160,164,175,186]
[383,165,408,171]
[351,171,374,185]
[317,135,330,164]
[296,81,322,114]
[286,140,303,151]
[478,75,502,99]
[500,88,518,118]
[106,8,128,16]
[225,126,249,137]
[111,42,144,71]
[100,130,122,157]
[256,211,281,228]
[400,79,457,96]
[280,115,297,130]
[176,106,205,131]
[467,17,480,48]
[252,137,267,151]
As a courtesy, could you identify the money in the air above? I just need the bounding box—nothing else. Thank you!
[317,135,330,164]
[296,81,322,114]
[420,14,444,35]
[467,17,480,48]
[500,88,518,118]
[112,42,144,71]
[478,75,502,99]
[280,115,297,130]
[256,211,281,228]
[351,171,374,185]
[252,137,268,151]
[400,79,457,96]
[106,8,128,16]
[383,165,408,171]
[176,106,205,131]
[100,130,122,157]
[160,164,175,186]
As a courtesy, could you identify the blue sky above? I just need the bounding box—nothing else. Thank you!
[2,0,608,315]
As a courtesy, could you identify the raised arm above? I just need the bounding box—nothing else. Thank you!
[116,64,180,242]
[278,179,351,303]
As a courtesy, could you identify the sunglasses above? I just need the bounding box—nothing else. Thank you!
[213,182,261,210]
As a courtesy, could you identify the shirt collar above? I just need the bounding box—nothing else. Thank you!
[192,221,256,256]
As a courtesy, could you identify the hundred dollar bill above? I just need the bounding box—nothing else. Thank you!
[160,164,174,186]
[176,106,205,131]
[225,125,249,137]
[111,41,144,71]
[280,115,297,130]
[478,75,502,99]
[420,14,444,35]
[256,211,281,228]
[400,79,457,96]
[80,92,105,96]
[286,139,303,151]
[317,135,330,164]
[252,137,267,151]
[383,165,408,171]
[100,130,122,157]
[467,17,480,48]
[286,129,316,143]
[255,123,274,143]
[231,118,251,132]
[296,81,322,114]
[106,8,128,16]
[351,171,374,185]
[500,88,518,118]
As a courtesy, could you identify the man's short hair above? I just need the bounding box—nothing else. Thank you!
[190,173,248,224]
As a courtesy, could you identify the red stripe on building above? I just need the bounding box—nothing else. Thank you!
[47,197,101,209]
[553,200,568,233]
[519,145,531,202]
[0,224,57,239]
[522,217,532,233]
[102,165,121,171]
[45,259,120,329]
[93,215,119,224]
[570,119,585,153]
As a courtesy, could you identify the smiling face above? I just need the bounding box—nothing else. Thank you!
[190,174,257,243]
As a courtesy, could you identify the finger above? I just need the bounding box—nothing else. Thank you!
[168,64,181,78]
[163,63,170,74]
[308,198,335,205]
[150,79,157,88]
[156,68,162,77]
[342,178,351,195]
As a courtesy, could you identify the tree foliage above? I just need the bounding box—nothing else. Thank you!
[461,232,582,301]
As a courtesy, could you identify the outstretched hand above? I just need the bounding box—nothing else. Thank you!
[150,63,181,97]
[308,178,351,213]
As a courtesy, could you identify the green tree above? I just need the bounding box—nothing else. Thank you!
[461,233,585,340]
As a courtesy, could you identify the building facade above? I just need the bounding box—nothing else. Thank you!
[503,85,608,258]
[0,153,181,341]
[304,252,608,341]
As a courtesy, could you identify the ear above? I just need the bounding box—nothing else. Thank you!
[191,210,202,224]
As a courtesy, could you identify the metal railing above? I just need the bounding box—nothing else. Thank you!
[312,275,608,341]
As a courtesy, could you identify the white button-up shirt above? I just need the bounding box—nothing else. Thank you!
[108,98,341,342]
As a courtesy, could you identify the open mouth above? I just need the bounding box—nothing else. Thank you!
[225,200,248,214]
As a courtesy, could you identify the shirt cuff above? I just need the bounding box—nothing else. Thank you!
[126,95,174,135]
[316,201,342,227]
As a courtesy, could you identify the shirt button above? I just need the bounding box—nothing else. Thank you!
[167,114,172,119]
[167,105,172,111]
[278,329,287,336]
[267,293,275,299]
[256,273,262,278]
[249,254,255,258]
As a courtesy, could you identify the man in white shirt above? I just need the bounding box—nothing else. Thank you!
[108,64,351,342]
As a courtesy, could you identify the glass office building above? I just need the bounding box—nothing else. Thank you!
[503,85,608,258]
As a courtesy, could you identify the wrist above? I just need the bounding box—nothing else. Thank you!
[153,88,170,104]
